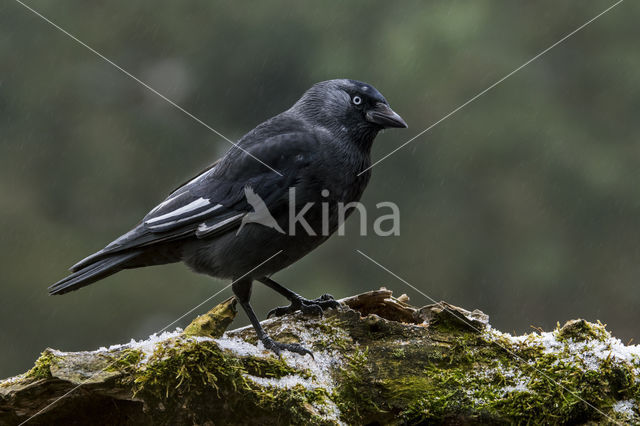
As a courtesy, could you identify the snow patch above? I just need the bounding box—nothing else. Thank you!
[214,336,268,358]
[218,318,347,424]
[0,374,27,385]
[245,374,315,390]
[484,327,640,376]
[96,329,184,359]
[501,380,530,394]
[612,399,637,418]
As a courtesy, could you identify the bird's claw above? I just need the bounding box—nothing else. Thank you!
[261,337,313,358]
[267,305,293,318]
[267,293,341,318]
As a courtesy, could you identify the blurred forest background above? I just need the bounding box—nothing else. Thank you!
[1,1,639,378]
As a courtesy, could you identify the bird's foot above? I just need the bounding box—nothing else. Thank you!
[267,293,341,318]
[261,336,313,357]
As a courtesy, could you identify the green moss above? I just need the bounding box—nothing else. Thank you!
[104,349,144,374]
[25,349,57,380]
[242,356,311,380]
[398,356,595,424]
[332,347,388,424]
[327,315,640,425]
[128,308,638,424]
[132,338,330,425]
[10,296,637,424]
[475,336,639,424]
[556,319,609,342]
[183,297,237,338]
[309,316,352,352]
[391,348,406,359]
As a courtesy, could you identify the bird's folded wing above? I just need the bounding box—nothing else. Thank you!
[143,194,226,232]
[141,132,316,233]
[70,132,318,272]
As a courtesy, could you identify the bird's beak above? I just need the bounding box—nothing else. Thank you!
[366,102,408,128]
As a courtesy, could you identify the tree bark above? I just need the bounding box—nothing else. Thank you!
[1,289,638,425]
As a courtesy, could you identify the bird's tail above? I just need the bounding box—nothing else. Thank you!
[49,250,143,295]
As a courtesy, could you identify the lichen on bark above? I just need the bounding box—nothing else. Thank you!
[1,289,639,425]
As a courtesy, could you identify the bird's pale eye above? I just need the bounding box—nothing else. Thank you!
[352,95,362,105]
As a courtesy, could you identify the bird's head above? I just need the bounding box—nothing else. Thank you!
[292,79,407,146]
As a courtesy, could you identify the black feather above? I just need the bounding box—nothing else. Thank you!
[53,79,405,294]
[50,78,407,356]
[50,251,142,295]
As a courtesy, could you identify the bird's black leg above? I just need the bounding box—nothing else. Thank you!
[257,277,341,318]
[232,278,312,357]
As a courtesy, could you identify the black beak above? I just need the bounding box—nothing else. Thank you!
[366,102,408,129]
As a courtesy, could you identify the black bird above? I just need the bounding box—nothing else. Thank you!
[50,79,407,355]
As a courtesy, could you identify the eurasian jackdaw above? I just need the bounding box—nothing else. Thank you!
[50,79,407,355]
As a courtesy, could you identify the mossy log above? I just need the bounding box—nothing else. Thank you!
[1,289,639,425]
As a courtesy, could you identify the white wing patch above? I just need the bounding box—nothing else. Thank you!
[146,197,210,224]
[145,197,223,231]
[196,213,245,238]
[148,192,188,215]
[149,164,218,216]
